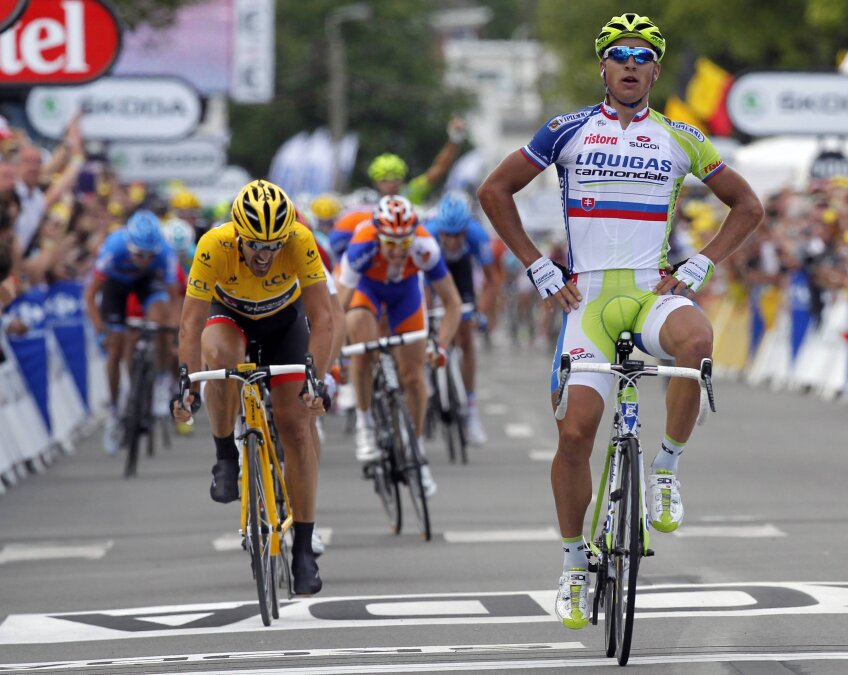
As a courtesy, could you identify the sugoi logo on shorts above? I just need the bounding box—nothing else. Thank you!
[569,347,596,360]
[584,133,617,145]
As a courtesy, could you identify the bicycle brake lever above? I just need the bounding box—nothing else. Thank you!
[700,358,716,412]
[304,353,316,398]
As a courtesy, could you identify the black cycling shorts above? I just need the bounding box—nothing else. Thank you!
[100,275,169,329]
[206,298,309,388]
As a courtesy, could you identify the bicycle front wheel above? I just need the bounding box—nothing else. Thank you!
[447,373,468,465]
[246,433,274,626]
[123,357,151,478]
[613,437,642,665]
[394,399,431,541]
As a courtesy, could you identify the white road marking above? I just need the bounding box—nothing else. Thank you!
[504,424,534,438]
[0,642,584,672]
[138,612,215,627]
[3,583,848,645]
[135,652,848,673]
[528,450,554,461]
[483,403,508,415]
[444,528,559,543]
[0,541,113,564]
[672,524,786,538]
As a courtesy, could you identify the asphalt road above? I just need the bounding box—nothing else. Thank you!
[1,333,847,674]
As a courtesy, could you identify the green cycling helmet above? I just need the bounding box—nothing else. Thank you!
[595,13,666,62]
[367,153,408,182]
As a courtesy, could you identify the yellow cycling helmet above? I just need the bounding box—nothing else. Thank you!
[171,189,201,210]
[311,193,343,221]
[367,153,408,182]
[595,14,666,62]
[231,179,296,242]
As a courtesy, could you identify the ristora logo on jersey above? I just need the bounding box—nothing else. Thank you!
[0,0,122,86]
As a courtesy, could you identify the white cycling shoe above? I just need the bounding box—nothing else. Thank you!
[648,470,684,532]
[355,426,380,462]
[465,407,487,446]
[555,568,590,629]
[418,464,437,498]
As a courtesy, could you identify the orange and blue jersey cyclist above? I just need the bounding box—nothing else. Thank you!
[337,195,462,497]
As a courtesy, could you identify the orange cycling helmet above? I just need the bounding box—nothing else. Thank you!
[373,195,417,237]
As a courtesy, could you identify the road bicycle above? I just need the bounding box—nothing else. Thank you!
[424,304,474,464]
[121,318,176,479]
[341,329,432,541]
[182,351,319,626]
[554,330,716,666]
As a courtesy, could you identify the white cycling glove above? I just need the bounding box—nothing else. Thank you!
[527,256,567,299]
[673,253,715,293]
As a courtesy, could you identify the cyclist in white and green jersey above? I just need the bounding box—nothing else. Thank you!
[478,13,764,630]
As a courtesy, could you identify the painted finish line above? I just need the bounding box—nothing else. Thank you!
[0,643,583,673]
[1,582,847,645]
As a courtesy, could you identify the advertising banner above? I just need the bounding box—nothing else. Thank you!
[26,75,201,140]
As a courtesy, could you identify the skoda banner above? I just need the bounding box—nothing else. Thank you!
[25,75,201,141]
[727,71,848,136]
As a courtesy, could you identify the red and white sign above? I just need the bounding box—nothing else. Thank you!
[0,0,29,34]
[0,0,121,86]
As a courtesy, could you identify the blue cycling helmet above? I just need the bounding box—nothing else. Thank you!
[437,192,472,235]
[126,209,164,253]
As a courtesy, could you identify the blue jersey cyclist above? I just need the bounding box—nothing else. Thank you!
[84,209,180,455]
[425,192,500,446]
[478,13,764,630]
[337,195,462,497]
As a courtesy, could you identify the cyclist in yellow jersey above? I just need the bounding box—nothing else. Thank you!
[172,179,334,596]
[478,14,764,629]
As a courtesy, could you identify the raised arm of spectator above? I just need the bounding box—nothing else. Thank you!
[421,115,467,189]
[44,116,86,211]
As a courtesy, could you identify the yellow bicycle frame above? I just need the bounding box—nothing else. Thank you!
[236,364,293,557]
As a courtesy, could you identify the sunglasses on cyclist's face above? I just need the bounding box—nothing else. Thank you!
[242,238,284,253]
[603,46,658,65]
[128,245,156,259]
[378,234,414,250]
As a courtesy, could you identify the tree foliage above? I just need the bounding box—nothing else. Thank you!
[109,0,201,29]
[536,0,848,112]
[229,0,474,182]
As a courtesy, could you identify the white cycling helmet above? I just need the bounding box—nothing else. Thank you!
[162,217,195,255]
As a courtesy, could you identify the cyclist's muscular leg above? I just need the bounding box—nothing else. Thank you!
[146,299,171,372]
[551,385,605,537]
[272,381,318,521]
[345,308,379,414]
[104,330,126,407]
[200,323,244,436]
[658,305,713,442]
[455,319,476,394]
[396,339,428,436]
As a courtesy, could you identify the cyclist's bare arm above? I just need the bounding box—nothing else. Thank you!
[422,115,465,186]
[655,167,764,296]
[430,274,462,350]
[174,295,209,420]
[83,274,106,334]
[477,261,500,317]
[301,281,334,378]
[478,150,581,312]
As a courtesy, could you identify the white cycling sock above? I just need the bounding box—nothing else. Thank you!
[355,409,373,429]
[651,435,685,474]
[562,535,587,571]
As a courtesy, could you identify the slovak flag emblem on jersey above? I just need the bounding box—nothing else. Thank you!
[581,197,595,211]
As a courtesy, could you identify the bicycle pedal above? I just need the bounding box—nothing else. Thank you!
[587,561,598,573]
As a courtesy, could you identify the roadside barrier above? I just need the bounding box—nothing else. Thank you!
[0,282,108,495]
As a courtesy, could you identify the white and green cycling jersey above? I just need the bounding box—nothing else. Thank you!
[522,101,725,274]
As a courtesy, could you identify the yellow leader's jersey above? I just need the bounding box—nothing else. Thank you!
[186,221,326,319]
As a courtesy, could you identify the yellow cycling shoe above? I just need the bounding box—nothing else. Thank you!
[555,568,590,629]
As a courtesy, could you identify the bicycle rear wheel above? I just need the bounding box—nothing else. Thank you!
[246,433,274,626]
[394,398,431,541]
[613,437,642,665]
[447,374,468,465]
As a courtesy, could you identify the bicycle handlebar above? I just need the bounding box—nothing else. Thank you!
[427,302,476,319]
[341,329,428,356]
[554,357,716,424]
[187,364,306,383]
